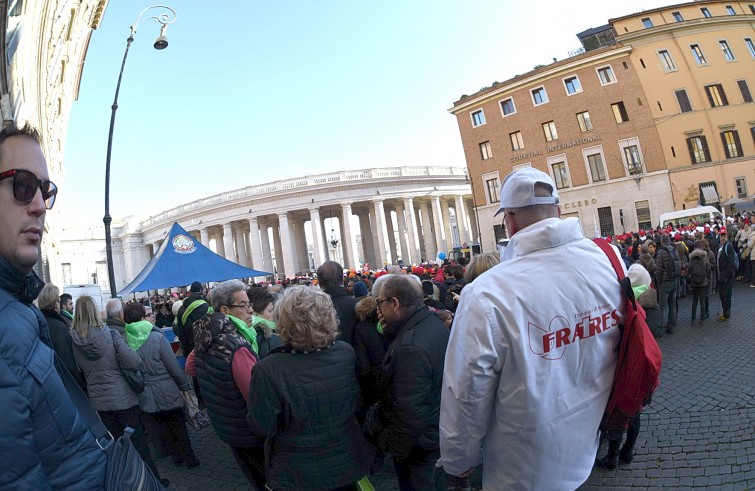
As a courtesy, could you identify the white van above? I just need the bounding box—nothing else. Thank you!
[64,284,105,312]
[658,206,723,229]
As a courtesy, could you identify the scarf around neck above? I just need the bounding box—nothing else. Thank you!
[228,315,259,356]
[125,320,154,350]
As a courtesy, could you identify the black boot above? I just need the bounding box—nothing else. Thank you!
[596,439,620,469]
[619,446,634,464]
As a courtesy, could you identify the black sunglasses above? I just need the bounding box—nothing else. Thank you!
[0,168,58,209]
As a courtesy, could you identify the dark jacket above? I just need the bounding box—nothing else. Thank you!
[323,286,358,347]
[247,341,373,490]
[194,313,262,448]
[252,320,283,360]
[353,296,389,417]
[717,241,737,283]
[155,311,174,328]
[655,243,679,284]
[637,252,656,277]
[42,308,87,393]
[376,307,449,461]
[105,315,126,335]
[71,325,143,412]
[0,257,106,489]
[134,326,190,413]
[688,248,711,288]
[176,294,209,351]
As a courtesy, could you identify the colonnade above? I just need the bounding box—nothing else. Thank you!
[147,194,478,278]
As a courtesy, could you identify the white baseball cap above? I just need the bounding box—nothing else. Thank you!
[494,167,559,216]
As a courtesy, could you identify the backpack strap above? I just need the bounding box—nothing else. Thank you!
[593,238,637,308]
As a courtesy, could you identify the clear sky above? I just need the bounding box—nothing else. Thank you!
[62,0,671,224]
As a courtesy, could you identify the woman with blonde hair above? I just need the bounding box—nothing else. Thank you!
[464,252,501,284]
[70,295,165,484]
[38,283,87,392]
[248,285,373,491]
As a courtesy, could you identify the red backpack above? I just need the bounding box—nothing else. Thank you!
[593,238,663,430]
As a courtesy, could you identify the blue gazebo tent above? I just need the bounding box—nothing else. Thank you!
[117,222,270,296]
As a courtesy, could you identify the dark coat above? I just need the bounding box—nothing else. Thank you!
[655,244,679,284]
[0,258,106,489]
[105,315,126,335]
[176,294,209,351]
[353,296,389,416]
[376,307,449,461]
[717,241,737,283]
[637,252,656,277]
[135,328,190,413]
[323,286,358,347]
[42,308,87,393]
[253,323,283,360]
[247,342,373,490]
[688,249,711,288]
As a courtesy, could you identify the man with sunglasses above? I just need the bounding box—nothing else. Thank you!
[439,167,623,490]
[0,123,107,488]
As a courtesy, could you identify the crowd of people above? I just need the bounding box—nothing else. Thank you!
[2,122,752,490]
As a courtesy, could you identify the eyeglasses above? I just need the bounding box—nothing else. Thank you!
[376,298,391,308]
[227,303,251,309]
[0,168,58,209]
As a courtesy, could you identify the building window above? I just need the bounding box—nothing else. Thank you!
[499,98,516,116]
[735,177,748,198]
[563,76,582,95]
[721,130,743,158]
[470,109,486,127]
[479,141,492,160]
[531,86,549,106]
[726,5,736,15]
[597,207,615,237]
[701,7,712,17]
[597,65,617,85]
[635,201,652,230]
[550,161,570,189]
[675,89,693,113]
[542,121,558,142]
[623,145,644,175]
[642,17,653,28]
[704,84,729,107]
[746,38,755,59]
[720,40,736,61]
[510,131,524,151]
[611,101,629,123]
[737,80,753,103]
[658,50,677,71]
[686,135,711,164]
[62,263,72,286]
[576,111,593,132]
[485,177,500,204]
[672,11,684,22]
[750,5,755,15]
[586,152,607,182]
[690,44,707,65]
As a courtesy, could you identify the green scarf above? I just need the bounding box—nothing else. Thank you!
[228,315,259,356]
[376,320,385,335]
[252,315,276,331]
[632,284,649,300]
[124,320,153,351]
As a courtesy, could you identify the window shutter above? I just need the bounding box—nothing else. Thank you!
[719,85,729,105]
[701,136,711,162]
[720,132,731,158]
[686,138,696,163]
[705,86,715,107]
[733,131,743,157]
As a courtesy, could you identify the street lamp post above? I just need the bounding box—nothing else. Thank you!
[104,5,177,298]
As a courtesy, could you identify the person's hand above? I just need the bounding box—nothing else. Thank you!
[451,292,460,302]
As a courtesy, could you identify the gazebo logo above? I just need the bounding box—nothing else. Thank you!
[172,234,197,254]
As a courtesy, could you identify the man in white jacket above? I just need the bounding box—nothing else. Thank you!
[440,167,623,490]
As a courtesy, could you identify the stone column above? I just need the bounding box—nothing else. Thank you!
[402,198,421,265]
[271,223,284,277]
[358,211,374,268]
[394,202,410,265]
[341,203,358,269]
[293,219,309,272]
[199,228,209,247]
[384,207,398,264]
[277,212,296,279]
[235,223,249,267]
[441,199,455,249]
[431,196,447,257]
[222,223,235,261]
[248,217,264,274]
[214,229,225,257]
[467,198,480,245]
[419,201,436,261]
[309,207,327,268]
[372,200,389,267]
[152,241,161,257]
[259,219,273,273]
[455,195,470,246]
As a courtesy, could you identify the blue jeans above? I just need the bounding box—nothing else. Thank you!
[658,280,677,328]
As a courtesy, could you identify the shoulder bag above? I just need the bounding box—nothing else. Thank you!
[110,330,146,393]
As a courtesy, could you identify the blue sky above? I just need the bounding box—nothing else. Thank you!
[62,0,669,223]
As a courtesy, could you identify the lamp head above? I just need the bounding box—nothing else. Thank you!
[153,24,169,50]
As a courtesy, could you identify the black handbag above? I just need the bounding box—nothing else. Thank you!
[54,354,166,491]
[110,330,145,393]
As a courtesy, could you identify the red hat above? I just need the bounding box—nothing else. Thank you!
[719,227,728,235]
[704,226,710,233]
[674,233,681,241]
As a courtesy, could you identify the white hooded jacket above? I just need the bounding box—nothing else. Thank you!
[440,217,624,490]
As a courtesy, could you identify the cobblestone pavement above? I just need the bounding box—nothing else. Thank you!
[158,282,754,490]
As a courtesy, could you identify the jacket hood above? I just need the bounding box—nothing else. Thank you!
[690,248,707,260]
[355,296,377,322]
[0,255,45,304]
[125,320,154,350]
[70,326,105,360]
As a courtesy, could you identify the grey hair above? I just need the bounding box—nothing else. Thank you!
[370,274,394,298]
[210,280,247,311]
[105,298,123,318]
